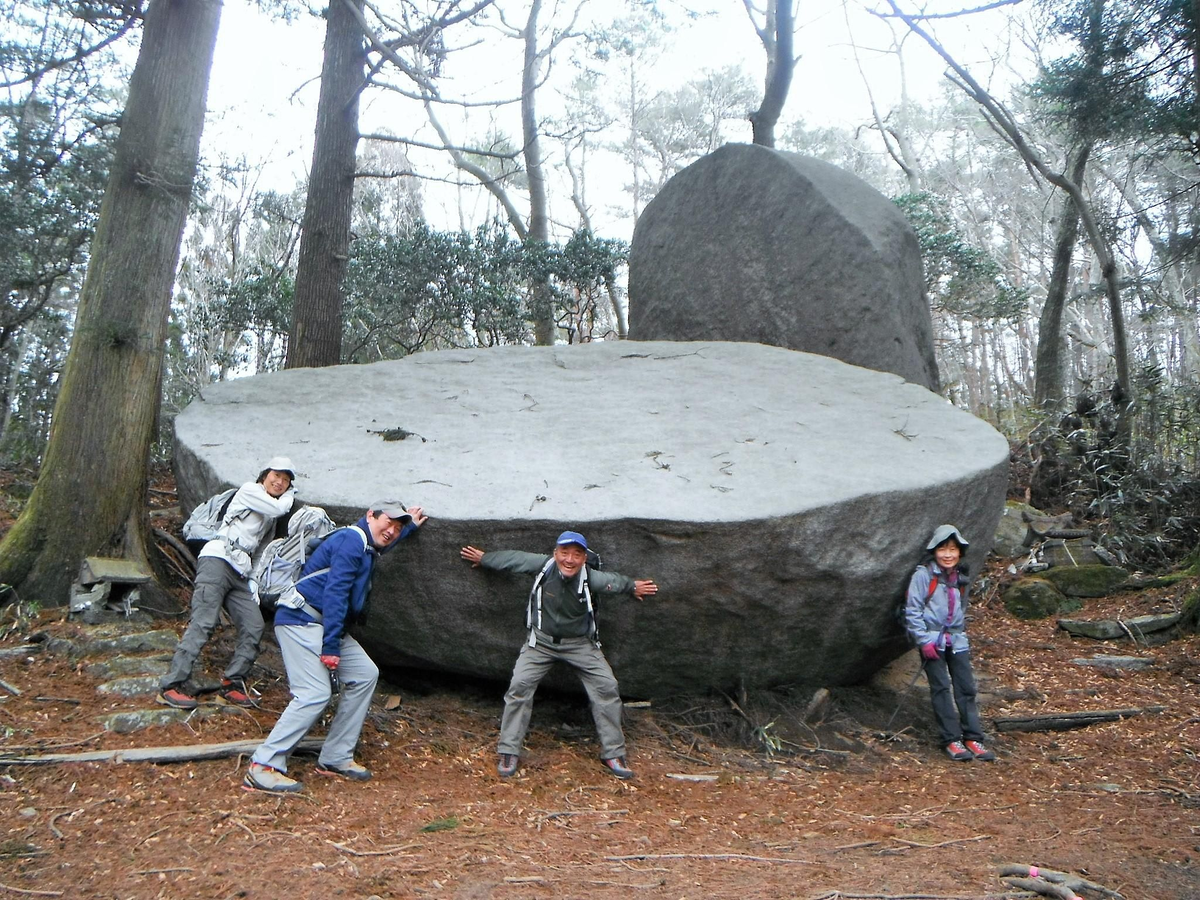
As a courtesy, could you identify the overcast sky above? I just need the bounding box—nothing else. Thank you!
[202,0,1024,239]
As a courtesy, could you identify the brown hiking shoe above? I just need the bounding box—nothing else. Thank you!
[157,687,198,710]
[315,761,372,782]
[219,679,254,707]
[242,763,302,794]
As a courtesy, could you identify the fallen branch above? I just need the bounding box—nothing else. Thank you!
[804,892,980,899]
[607,852,813,864]
[997,864,1124,898]
[153,527,196,580]
[1003,877,1078,899]
[0,678,22,696]
[992,706,1164,733]
[0,737,324,766]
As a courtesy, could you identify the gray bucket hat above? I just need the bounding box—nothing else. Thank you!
[926,524,969,550]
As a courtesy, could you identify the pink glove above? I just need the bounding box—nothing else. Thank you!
[320,654,340,670]
[920,642,940,661]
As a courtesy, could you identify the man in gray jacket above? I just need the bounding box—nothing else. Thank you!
[460,531,658,780]
[158,457,296,709]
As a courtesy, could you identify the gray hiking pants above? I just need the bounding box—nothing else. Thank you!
[161,556,262,689]
[251,624,378,773]
[924,647,986,745]
[497,628,627,760]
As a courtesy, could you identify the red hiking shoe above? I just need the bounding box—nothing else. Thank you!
[219,679,254,707]
[157,687,198,710]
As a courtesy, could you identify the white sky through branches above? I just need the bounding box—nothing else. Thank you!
[203,0,1025,242]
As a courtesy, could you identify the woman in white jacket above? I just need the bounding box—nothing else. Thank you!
[158,457,296,709]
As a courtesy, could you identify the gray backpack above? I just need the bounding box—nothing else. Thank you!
[181,488,238,552]
[250,506,339,610]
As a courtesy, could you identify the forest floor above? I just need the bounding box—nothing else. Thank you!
[0,467,1198,900]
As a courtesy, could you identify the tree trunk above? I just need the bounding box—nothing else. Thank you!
[0,0,221,606]
[522,0,556,346]
[1033,145,1090,413]
[285,0,365,369]
[748,0,795,148]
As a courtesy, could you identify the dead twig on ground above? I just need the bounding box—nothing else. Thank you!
[538,808,629,827]
[328,841,421,857]
[47,810,74,841]
[130,868,193,877]
[889,835,991,850]
[586,880,660,889]
[0,884,64,897]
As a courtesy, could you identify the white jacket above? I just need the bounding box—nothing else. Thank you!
[197,481,295,577]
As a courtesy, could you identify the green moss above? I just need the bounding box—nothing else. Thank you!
[1182,587,1200,633]
[1002,578,1080,620]
[1042,565,1130,598]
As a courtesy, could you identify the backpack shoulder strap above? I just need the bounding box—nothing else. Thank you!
[526,557,556,644]
[346,524,369,550]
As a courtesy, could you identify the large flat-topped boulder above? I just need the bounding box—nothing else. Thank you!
[174,341,1007,697]
[628,143,940,392]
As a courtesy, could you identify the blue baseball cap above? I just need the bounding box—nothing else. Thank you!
[556,531,588,550]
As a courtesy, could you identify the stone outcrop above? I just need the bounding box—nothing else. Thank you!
[174,341,1007,697]
[628,144,939,392]
[1002,578,1080,620]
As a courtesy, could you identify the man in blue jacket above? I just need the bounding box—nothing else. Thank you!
[243,500,425,794]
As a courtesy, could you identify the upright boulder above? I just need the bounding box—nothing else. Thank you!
[629,143,939,392]
[174,342,1006,697]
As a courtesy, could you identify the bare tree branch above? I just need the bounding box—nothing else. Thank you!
[875,0,1025,21]
[359,131,519,160]
[880,0,1132,414]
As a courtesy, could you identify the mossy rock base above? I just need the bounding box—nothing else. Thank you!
[1003,578,1081,620]
[1042,565,1130,598]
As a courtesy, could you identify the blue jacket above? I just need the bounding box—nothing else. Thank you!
[905,562,971,653]
[274,516,417,655]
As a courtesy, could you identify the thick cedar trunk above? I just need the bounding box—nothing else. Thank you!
[1033,145,1091,412]
[285,0,365,369]
[0,0,221,605]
